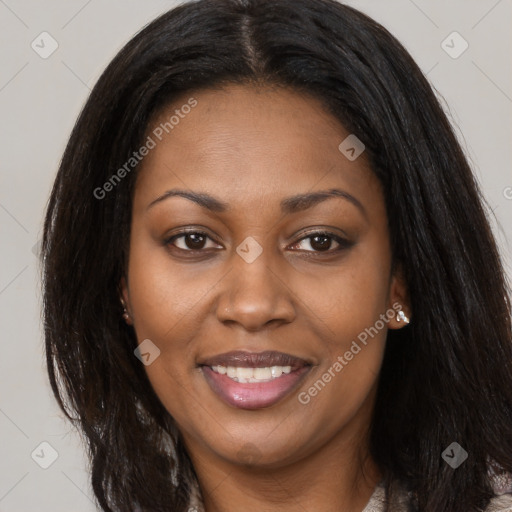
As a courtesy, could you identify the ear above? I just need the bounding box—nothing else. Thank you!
[387,266,411,330]
[119,276,133,325]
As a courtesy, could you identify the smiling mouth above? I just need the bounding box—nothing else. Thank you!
[199,350,312,410]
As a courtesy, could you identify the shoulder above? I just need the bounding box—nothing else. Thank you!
[485,494,512,512]
[362,475,512,512]
[362,483,386,511]
[488,468,512,511]
[362,482,410,512]
[188,480,206,512]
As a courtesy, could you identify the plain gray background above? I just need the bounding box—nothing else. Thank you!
[0,0,511,510]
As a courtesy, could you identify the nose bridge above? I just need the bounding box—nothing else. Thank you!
[215,235,296,329]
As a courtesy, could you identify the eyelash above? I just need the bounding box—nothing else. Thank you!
[164,229,352,256]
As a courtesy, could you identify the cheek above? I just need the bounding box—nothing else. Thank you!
[126,230,215,339]
[295,241,391,353]
[125,241,208,424]
[294,241,390,415]
[125,237,205,377]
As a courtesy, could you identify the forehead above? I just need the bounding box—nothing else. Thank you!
[133,83,380,215]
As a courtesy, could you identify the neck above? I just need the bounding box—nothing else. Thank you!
[185,416,381,512]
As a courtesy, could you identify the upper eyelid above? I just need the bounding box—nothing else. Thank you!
[166,230,222,247]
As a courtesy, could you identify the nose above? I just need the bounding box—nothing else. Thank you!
[215,245,296,331]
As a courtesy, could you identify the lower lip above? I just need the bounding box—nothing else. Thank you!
[201,366,311,410]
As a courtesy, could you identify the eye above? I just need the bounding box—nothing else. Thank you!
[165,230,222,252]
[164,229,352,256]
[288,231,351,253]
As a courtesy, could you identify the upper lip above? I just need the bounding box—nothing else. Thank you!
[199,350,310,369]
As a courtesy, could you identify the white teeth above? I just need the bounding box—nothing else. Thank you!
[237,367,254,380]
[254,367,272,380]
[271,366,282,378]
[211,365,293,383]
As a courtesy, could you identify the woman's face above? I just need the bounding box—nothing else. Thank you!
[122,83,408,469]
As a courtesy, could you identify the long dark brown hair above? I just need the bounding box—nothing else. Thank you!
[41,0,512,510]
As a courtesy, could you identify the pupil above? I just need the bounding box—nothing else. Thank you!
[186,233,205,249]
[311,235,330,251]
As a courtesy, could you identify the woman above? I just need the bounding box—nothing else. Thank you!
[41,0,512,510]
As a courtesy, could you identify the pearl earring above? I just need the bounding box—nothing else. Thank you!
[120,298,131,322]
[396,310,410,324]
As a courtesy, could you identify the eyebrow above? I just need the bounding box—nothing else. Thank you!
[147,187,366,217]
